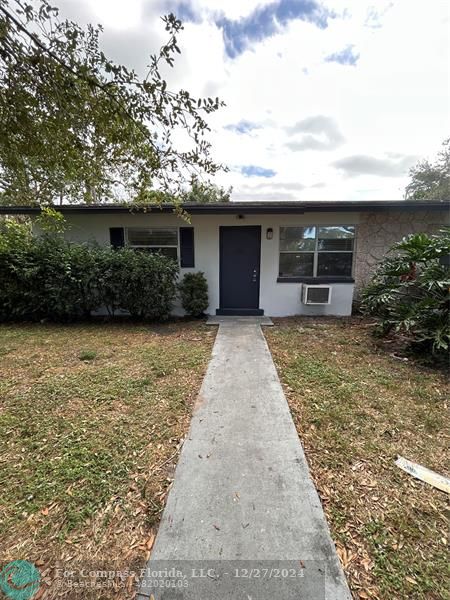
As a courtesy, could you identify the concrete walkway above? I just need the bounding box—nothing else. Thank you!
[138,318,351,599]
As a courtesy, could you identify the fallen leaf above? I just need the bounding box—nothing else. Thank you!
[146,533,155,551]
[336,545,349,567]
[126,574,135,593]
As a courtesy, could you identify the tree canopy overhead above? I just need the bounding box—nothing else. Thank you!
[181,179,231,203]
[0,0,225,206]
[405,138,450,201]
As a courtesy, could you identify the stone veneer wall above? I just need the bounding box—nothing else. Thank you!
[354,209,449,296]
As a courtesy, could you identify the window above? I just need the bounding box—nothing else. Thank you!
[279,225,355,278]
[127,228,178,260]
[317,226,354,277]
[279,227,316,277]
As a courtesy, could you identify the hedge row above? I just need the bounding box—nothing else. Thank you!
[0,222,179,321]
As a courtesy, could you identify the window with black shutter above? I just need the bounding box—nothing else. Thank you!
[179,227,195,268]
[109,227,124,248]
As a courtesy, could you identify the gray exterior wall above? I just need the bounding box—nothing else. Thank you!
[354,209,449,295]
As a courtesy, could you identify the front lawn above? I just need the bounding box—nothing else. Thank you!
[0,321,215,597]
[265,318,449,600]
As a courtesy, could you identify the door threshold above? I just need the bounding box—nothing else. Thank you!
[216,308,264,316]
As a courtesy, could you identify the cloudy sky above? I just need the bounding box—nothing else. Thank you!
[57,0,449,201]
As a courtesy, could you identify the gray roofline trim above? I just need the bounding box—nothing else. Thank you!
[0,200,449,215]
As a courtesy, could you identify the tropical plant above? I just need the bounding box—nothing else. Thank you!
[178,271,209,317]
[361,229,450,358]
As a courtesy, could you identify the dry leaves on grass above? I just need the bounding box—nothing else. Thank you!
[0,321,216,599]
[266,317,449,599]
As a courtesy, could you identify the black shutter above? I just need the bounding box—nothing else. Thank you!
[109,227,124,248]
[179,227,195,268]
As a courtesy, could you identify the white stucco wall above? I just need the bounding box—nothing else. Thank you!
[56,210,359,317]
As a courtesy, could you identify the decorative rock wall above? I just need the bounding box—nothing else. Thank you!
[354,209,449,295]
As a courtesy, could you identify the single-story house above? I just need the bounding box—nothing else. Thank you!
[2,200,449,317]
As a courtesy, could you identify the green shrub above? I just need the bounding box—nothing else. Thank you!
[0,228,104,321]
[361,229,450,358]
[110,249,178,320]
[79,350,97,361]
[0,221,178,322]
[178,272,209,317]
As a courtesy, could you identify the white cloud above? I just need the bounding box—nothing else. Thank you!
[333,154,418,178]
[285,115,345,151]
[90,0,143,29]
[54,0,450,200]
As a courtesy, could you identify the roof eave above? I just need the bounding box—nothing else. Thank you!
[0,200,449,215]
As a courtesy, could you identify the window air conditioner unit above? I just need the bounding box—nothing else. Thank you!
[302,285,332,305]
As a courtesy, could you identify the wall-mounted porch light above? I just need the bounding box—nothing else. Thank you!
[266,227,274,240]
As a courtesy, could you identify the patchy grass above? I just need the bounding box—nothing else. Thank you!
[0,321,215,598]
[78,349,97,362]
[265,317,449,600]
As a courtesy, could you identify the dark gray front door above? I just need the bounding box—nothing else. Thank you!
[218,226,263,315]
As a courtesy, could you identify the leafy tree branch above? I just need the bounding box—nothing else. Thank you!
[405,138,450,201]
[0,0,225,206]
